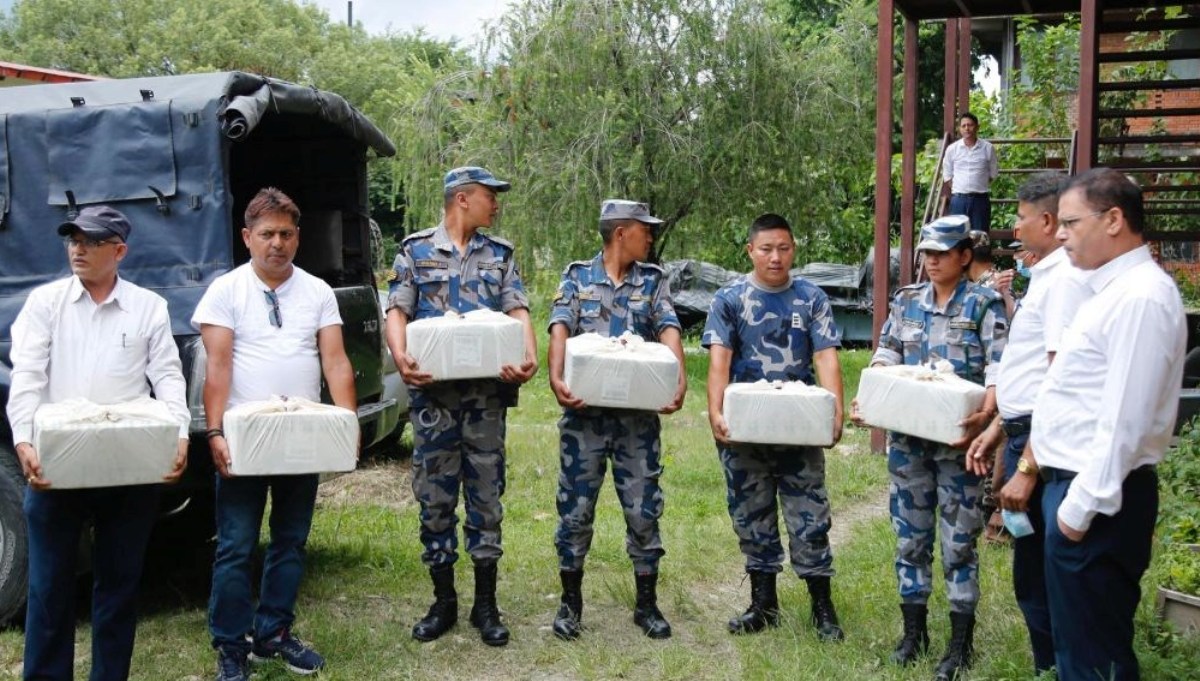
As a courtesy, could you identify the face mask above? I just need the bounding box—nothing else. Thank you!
[1015,259,1032,279]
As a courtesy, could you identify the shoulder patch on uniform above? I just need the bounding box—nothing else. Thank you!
[415,259,448,269]
[402,227,437,243]
[948,320,977,330]
[484,233,515,251]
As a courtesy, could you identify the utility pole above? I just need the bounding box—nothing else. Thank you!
[347,1,353,28]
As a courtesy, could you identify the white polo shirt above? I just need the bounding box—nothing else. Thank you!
[995,247,1092,418]
[1031,246,1185,531]
[191,263,341,408]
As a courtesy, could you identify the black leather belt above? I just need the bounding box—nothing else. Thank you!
[1041,463,1155,483]
[1001,415,1032,438]
[952,192,990,197]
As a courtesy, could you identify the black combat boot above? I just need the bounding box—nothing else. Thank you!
[727,571,780,635]
[552,569,584,640]
[412,565,457,642]
[890,603,930,665]
[933,611,975,681]
[632,572,672,639]
[805,576,845,642]
[469,562,510,647]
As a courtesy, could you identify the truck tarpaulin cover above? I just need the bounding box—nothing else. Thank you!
[0,72,395,342]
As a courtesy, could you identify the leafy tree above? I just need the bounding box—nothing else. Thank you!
[389,0,879,281]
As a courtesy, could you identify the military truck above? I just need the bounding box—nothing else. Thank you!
[0,72,407,623]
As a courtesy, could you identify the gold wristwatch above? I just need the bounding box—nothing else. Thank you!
[1016,457,1036,476]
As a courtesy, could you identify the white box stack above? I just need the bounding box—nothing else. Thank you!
[224,397,358,476]
[855,364,986,445]
[564,332,679,411]
[406,309,525,381]
[723,380,837,447]
[33,397,181,488]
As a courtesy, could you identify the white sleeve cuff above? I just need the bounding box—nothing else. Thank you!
[872,348,901,366]
[1058,487,1098,533]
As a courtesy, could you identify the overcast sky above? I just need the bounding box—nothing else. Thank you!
[307,0,516,45]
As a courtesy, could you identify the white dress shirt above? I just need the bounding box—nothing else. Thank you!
[7,275,189,445]
[995,247,1092,418]
[1031,246,1185,531]
[190,263,341,408]
[943,138,999,195]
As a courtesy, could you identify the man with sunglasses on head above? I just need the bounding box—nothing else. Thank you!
[193,187,356,681]
[8,205,190,681]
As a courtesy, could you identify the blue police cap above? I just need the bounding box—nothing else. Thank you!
[916,215,971,252]
[444,166,511,192]
[599,199,663,225]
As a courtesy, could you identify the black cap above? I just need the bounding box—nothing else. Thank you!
[57,206,132,242]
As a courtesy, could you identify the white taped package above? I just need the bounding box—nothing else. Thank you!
[564,332,678,411]
[406,309,525,381]
[33,397,180,488]
[856,362,986,445]
[724,380,836,447]
[224,397,358,476]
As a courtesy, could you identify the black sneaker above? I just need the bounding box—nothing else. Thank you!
[215,646,250,681]
[250,629,325,675]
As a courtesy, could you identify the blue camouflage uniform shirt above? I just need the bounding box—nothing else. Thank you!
[701,275,841,384]
[387,223,530,408]
[873,278,1007,386]
[548,252,680,341]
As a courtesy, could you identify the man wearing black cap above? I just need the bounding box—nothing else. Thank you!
[7,205,190,680]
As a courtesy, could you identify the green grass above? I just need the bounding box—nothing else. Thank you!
[2,345,1197,680]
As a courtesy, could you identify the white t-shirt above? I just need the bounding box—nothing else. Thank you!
[191,263,341,407]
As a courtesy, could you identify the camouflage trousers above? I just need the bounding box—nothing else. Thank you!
[718,444,834,577]
[888,433,985,613]
[555,409,665,574]
[410,405,507,567]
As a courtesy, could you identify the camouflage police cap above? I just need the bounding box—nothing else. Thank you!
[916,215,971,252]
[969,229,990,249]
[444,166,511,192]
[599,199,663,225]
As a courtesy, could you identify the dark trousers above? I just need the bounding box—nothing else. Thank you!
[23,484,161,681]
[208,473,319,652]
[1000,429,1054,673]
[1042,466,1157,681]
[948,192,992,232]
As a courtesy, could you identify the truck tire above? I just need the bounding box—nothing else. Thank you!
[0,446,29,626]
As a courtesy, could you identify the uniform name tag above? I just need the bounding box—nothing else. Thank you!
[577,291,600,301]
[901,319,924,328]
[415,259,447,269]
[629,294,647,302]
[478,262,506,271]
[949,320,977,331]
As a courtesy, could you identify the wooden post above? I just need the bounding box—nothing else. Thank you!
[873,0,897,454]
[1077,0,1101,171]
[901,17,919,287]
[958,18,972,115]
[944,19,958,135]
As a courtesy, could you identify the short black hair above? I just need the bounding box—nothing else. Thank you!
[1017,172,1065,215]
[748,213,793,242]
[599,219,621,244]
[1064,168,1145,235]
[959,111,979,125]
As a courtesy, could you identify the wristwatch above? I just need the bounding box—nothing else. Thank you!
[1016,457,1036,476]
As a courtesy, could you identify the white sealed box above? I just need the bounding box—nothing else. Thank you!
[724,380,836,447]
[564,332,678,411]
[33,397,181,488]
[224,397,358,476]
[406,309,525,381]
[855,364,986,445]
